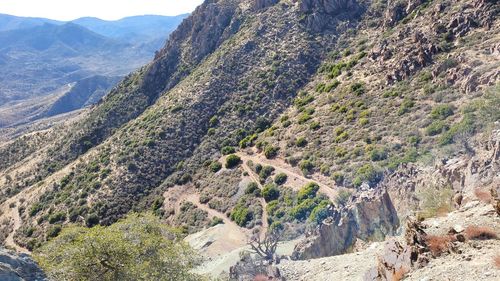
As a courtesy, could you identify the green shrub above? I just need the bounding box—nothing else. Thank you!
[245,182,261,197]
[48,212,66,224]
[309,200,331,223]
[335,189,352,206]
[299,160,314,175]
[426,120,448,136]
[309,121,321,130]
[369,147,387,161]
[239,134,257,148]
[221,146,236,155]
[225,155,241,169]
[332,172,344,185]
[209,116,219,127]
[296,137,307,147]
[325,80,340,92]
[350,82,365,96]
[264,145,279,159]
[298,183,320,202]
[209,217,224,227]
[210,161,222,173]
[298,112,312,124]
[274,173,288,185]
[431,104,454,120]
[230,204,252,227]
[294,93,315,107]
[290,199,316,221]
[398,98,415,115]
[354,164,381,187]
[85,213,99,227]
[46,225,62,238]
[259,165,275,181]
[262,184,280,202]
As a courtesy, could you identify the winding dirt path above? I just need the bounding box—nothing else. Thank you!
[3,205,28,253]
[236,152,338,202]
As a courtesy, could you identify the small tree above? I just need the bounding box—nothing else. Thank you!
[226,154,241,169]
[248,228,283,261]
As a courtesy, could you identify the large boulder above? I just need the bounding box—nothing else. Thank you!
[0,248,47,281]
[293,189,400,259]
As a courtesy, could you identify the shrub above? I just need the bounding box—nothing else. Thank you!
[464,226,498,240]
[274,173,288,185]
[354,164,382,187]
[350,82,365,95]
[431,104,454,120]
[239,134,257,148]
[210,161,222,173]
[48,212,66,224]
[85,213,99,227]
[426,120,448,136]
[35,213,199,281]
[230,204,252,227]
[46,225,62,238]
[255,117,270,133]
[298,112,312,124]
[309,121,320,130]
[221,146,236,155]
[398,98,415,115]
[294,93,314,107]
[290,199,316,221]
[264,145,279,159]
[325,80,340,92]
[259,166,275,181]
[245,182,261,196]
[474,189,492,203]
[225,154,241,169]
[335,189,352,206]
[295,137,307,147]
[298,183,320,202]
[209,116,219,127]
[209,217,224,227]
[299,160,314,175]
[332,172,344,185]
[425,235,454,256]
[309,200,331,224]
[369,147,387,161]
[417,187,453,219]
[262,184,280,202]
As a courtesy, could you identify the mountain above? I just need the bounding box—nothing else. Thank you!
[0,13,61,31]
[73,14,188,44]
[0,0,499,280]
[0,15,186,128]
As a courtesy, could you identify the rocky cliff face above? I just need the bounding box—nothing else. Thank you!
[0,248,47,281]
[293,189,399,259]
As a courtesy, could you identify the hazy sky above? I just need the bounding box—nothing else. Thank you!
[0,0,204,21]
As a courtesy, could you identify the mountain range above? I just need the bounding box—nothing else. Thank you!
[0,0,499,280]
[0,13,187,127]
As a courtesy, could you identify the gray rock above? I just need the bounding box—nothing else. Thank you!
[0,248,47,281]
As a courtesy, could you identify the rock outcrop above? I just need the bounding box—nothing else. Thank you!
[0,248,47,281]
[293,189,399,259]
[299,0,362,32]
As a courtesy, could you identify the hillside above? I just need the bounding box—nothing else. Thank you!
[0,0,499,280]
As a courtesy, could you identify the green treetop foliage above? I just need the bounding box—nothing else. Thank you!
[34,213,201,281]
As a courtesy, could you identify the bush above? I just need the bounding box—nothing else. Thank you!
[425,235,454,257]
[264,145,279,159]
[332,172,344,185]
[221,146,236,155]
[398,98,415,115]
[295,137,307,147]
[210,161,222,173]
[309,200,331,224]
[274,173,288,185]
[225,155,241,169]
[464,226,498,240]
[290,199,316,221]
[350,82,365,95]
[298,183,320,202]
[299,160,314,175]
[417,187,453,219]
[245,182,261,196]
[46,225,62,238]
[426,120,448,136]
[354,164,381,187]
[259,165,275,181]
[209,217,224,227]
[230,204,252,227]
[35,213,199,281]
[48,212,66,224]
[85,213,100,227]
[335,189,352,206]
[262,184,280,202]
[431,104,454,120]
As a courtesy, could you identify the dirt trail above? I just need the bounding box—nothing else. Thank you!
[3,205,28,253]
[236,152,338,202]
[239,162,269,239]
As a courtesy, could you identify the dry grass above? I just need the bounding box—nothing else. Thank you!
[474,189,492,203]
[425,234,455,256]
[464,226,498,240]
[494,254,500,269]
[392,268,408,281]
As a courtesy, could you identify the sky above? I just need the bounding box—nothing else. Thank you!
[0,0,204,21]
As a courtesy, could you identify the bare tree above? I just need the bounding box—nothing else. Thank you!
[248,228,282,261]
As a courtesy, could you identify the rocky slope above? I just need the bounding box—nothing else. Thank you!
[0,0,498,279]
[0,247,47,281]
